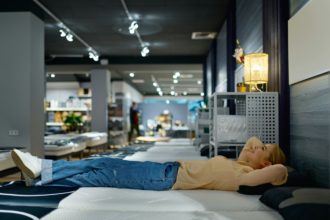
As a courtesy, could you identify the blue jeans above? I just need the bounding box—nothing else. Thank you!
[35,158,179,191]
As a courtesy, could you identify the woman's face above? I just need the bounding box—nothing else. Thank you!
[239,144,274,169]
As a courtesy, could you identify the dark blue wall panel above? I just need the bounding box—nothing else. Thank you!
[235,0,263,85]
[216,22,227,92]
[290,72,330,187]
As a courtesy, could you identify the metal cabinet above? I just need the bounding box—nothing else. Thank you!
[209,92,278,157]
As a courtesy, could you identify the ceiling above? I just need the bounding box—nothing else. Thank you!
[23,0,230,96]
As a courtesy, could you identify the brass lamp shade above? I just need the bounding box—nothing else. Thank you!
[244,53,269,84]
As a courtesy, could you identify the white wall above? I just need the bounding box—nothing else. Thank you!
[46,82,79,101]
[289,0,330,84]
[111,81,143,103]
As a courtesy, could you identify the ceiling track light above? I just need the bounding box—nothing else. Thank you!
[88,48,99,61]
[66,33,73,42]
[120,0,150,57]
[128,21,139,34]
[33,0,100,62]
[141,46,149,57]
[59,29,66,37]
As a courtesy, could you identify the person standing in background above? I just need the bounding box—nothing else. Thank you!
[129,102,140,142]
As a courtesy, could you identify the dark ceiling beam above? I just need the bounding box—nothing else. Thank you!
[45,56,205,65]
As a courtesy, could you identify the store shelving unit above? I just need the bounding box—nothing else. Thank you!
[209,92,278,158]
[108,94,129,146]
[194,108,210,147]
[45,100,92,133]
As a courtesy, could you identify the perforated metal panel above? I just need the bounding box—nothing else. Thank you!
[210,92,279,148]
[235,97,246,115]
[246,93,278,144]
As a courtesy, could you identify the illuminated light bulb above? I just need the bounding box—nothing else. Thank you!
[128,21,138,34]
[59,29,66,37]
[66,33,73,42]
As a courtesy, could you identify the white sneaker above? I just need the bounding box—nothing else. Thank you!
[11,149,42,179]
[22,172,34,187]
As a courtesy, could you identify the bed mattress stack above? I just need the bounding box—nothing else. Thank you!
[44,132,108,158]
[0,138,287,220]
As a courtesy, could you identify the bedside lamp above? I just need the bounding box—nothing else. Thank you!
[244,53,268,92]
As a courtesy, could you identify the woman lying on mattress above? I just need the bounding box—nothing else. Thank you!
[11,136,288,191]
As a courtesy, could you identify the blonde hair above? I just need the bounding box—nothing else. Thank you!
[266,144,286,165]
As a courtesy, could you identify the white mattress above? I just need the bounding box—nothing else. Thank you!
[43,209,282,220]
[71,142,87,153]
[44,145,73,157]
[155,142,194,147]
[168,138,192,143]
[44,134,89,156]
[42,188,282,220]
[80,132,108,147]
[147,146,199,153]
[0,152,15,171]
[41,135,282,220]
[58,188,272,212]
[41,210,223,220]
[124,151,207,162]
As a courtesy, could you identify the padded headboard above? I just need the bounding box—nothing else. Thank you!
[290,72,330,188]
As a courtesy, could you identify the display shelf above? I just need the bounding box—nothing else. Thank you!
[194,108,210,147]
[108,94,129,146]
[46,122,64,126]
[46,107,90,112]
[109,117,124,121]
[209,92,278,158]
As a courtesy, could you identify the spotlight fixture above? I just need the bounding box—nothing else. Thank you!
[59,29,66,37]
[128,21,139,34]
[33,0,100,62]
[183,91,188,96]
[129,72,135,77]
[201,92,205,97]
[173,79,178,84]
[58,26,73,42]
[65,33,73,42]
[121,0,150,57]
[88,48,99,61]
[141,47,150,57]
[50,73,55,78]
[197,80,202,85]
